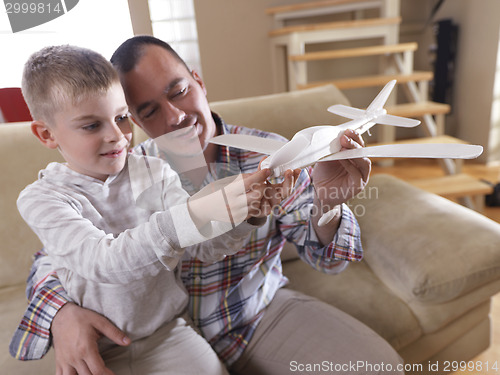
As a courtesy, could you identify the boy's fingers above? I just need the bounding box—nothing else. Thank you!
[243,169,271,190]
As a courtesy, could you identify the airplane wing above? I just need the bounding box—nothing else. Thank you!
[319,143,483,161]
[208,134,287,154]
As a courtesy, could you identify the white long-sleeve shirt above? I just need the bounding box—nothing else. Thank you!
[17,153,257,342]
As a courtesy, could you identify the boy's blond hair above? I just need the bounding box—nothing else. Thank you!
[22,45,119,123]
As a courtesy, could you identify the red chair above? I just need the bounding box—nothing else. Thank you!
[0,87,32,122]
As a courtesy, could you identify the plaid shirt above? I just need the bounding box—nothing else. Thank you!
[10,115,363,366]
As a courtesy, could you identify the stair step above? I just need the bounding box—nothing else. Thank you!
[298,71,433,90]
[289,42,417,61]
[386,101,451,118]
[269,16,401,37]
[266,0,381,16]
[409,173,492,201]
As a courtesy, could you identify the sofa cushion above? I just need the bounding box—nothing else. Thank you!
[283,258,422,350]
[353,174,500,304]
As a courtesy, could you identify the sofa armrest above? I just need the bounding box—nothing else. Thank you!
[352,174,500,304]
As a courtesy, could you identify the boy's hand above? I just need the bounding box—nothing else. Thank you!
[52,303,130,375]
[254,168,302,218]
[188,169,272,228]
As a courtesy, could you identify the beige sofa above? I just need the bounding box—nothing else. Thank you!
[2,85,500,375]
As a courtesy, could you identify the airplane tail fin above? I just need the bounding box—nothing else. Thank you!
[366,79,397,112]
[328,79,420,130]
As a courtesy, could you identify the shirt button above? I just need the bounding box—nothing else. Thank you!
[194,276,201,282]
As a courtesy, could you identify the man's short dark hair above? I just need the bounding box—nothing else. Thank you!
[110,35,191,74]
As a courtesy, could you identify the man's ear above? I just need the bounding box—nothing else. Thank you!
[31,121,58,149]
[192,70,207,96]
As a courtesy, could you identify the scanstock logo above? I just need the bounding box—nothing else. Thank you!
[4,0,79,33]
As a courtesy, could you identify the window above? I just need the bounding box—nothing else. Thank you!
[148,0,202,75]
[0,0,134,88]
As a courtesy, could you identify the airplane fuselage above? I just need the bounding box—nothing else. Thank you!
[260,112,382,177]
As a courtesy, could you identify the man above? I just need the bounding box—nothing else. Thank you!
[12,36,403,375]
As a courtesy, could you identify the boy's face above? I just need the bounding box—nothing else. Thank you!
[120,45,216,156]
[47,82,132,181]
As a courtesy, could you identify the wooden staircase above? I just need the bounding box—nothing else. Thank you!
[266,0,489,210]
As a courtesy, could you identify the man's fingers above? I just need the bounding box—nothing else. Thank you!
[56,364,77,375]
[348,156,371,182]
[74,360,94,375]
[93,313,130,347]
[85,350,116,375]
[344,129,365,147]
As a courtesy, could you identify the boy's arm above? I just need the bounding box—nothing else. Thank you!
[17,178,244,283]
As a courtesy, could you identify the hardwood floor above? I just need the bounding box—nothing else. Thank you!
[371,159,500,374]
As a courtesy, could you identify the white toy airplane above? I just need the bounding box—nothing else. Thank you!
[209,80,483,178]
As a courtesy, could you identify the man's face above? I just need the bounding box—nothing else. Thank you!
[121,45,216,157]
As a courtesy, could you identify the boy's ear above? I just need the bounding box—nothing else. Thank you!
[31,121,58,149]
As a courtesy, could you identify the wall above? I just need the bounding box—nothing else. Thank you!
[193,0,431,102]
[193,1,500,162]
[440,0,500,163]
[193,0,275,102]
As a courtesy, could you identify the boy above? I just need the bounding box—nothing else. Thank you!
[17,45,281,374]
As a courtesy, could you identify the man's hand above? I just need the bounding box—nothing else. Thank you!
[310,129,371,244]
[311,129,371,208]
[52,303,130,375]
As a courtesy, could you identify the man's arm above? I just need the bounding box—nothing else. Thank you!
[51,303,130,375]
[10,251,131,375]
[10,252,130,366]
[309,129,371,245]
[10,274,68,360]
[276,130,370,273]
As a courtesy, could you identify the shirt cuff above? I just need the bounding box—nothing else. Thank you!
[10,279,70,360]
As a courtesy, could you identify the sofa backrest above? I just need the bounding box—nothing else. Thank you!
[209,84,351,140]
[0,122,64,288]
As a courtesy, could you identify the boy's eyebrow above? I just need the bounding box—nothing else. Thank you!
[117,105,129,114]
[72,114,99,122]
[71,106,129,122]
[136,78,187,116]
